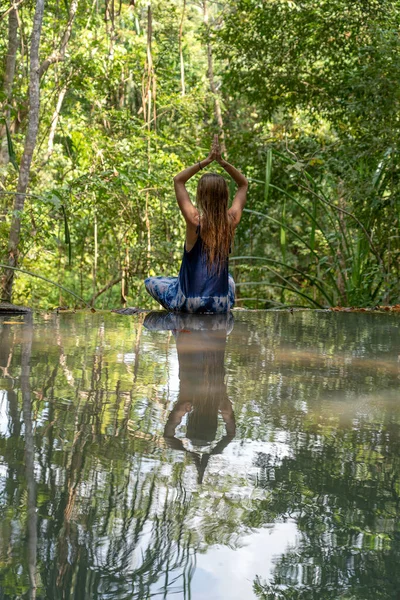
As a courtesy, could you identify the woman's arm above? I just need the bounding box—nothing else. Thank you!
[215,138,248,228]
[219,157,248,188]
[173,158,211,226]
[173,135,218,226]
[173,155,213,185]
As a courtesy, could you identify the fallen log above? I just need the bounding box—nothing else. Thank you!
[0,302,31,314]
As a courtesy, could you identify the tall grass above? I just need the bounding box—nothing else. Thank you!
[232,149,387,308]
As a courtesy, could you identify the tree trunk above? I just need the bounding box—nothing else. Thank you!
[44,81,68,160]
[141,3,156,275]
[178,0,186,96]
[105,0,116,62]
[203,0,226,155]
[0,4,19,165]
[92,209,98,301]
[1,0,45,302]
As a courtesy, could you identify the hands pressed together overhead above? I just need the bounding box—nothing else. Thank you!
[198,134,247,194]
[173,131,247,226]
[207,134,224,164]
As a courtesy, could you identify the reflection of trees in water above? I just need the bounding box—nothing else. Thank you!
[47,461,196,599]
[0,315,197,599]
[46,345,195,599]
[248,408,400,597]
[21,314,37,600]
[222,313,400,599]
[0,311,400,598]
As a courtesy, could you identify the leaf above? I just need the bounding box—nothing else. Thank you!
[264,148,272,204]
[61,205,72,266]
[310,198,317,252]
[45,190,62,208]
[286,161,305,172]
[280,198,286,262]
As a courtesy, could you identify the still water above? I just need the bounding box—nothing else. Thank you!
[0,310,399,600]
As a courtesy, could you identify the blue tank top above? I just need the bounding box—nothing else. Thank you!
[178,228,229,298]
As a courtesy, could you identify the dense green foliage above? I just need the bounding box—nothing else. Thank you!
[1,0,399,308]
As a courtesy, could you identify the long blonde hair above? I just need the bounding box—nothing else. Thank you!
[196,173,234,272]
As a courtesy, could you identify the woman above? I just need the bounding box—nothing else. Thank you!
[144,134,248,313]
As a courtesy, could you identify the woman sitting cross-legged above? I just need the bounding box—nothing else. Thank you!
[144,135,248,313]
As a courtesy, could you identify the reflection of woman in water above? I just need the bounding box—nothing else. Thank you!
[144,134,248,314]
[144,312,236,483]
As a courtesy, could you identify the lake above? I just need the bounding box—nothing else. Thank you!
[0,310,399,599]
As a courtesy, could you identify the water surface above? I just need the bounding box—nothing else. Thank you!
[0,310,399,599]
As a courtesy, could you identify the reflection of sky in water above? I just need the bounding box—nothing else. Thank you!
[0,390,8,436]
[0,391,7,488]
[192,523,298,600]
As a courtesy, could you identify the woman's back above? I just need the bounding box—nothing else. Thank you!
[179,229,229,299]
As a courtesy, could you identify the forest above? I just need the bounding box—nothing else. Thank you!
[1,0,400,310]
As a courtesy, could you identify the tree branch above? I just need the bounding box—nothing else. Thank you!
[88,275,122,307]
[0,0,26,22]
[38,0,79,79]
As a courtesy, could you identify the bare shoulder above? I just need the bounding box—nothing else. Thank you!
[185,219,199,251]
[185,206,200,228]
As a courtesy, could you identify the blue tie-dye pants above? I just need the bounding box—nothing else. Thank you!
[144,274,235,314]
